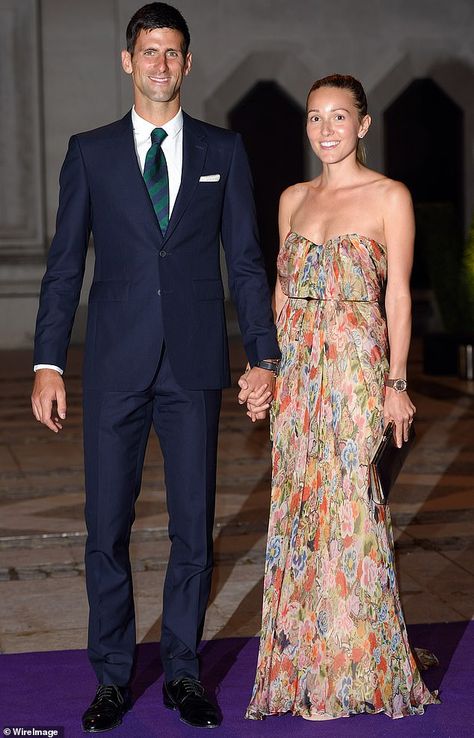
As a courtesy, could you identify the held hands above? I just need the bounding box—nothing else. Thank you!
[31,369,67,433]
[383,387,415,448]
[237,366,275,422]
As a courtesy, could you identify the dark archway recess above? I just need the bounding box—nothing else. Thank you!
[384,78,464,291]
[228,81,305,291]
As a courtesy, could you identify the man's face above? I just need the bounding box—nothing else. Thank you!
[122,27,192,107]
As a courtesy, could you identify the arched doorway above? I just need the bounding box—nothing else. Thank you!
[228,80,305,290]
[384,78,464,291]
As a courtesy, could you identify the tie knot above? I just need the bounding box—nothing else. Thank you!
[151,128,167,146]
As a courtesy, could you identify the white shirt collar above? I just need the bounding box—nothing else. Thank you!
[131,106,183,141]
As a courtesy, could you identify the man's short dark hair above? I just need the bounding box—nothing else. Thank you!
[126,2,190,55]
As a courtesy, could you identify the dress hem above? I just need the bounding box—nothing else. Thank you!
[245,691,440,721]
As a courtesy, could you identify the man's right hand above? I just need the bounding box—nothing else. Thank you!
[31,369,67,433]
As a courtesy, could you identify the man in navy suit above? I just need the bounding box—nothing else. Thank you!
[31,2,279,732]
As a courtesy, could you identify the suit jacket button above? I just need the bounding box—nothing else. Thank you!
[157,289,161,296]
[159,250,166,257]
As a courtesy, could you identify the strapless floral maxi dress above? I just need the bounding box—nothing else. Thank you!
[246,232,439,720]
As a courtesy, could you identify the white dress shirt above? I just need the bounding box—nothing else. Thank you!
[35,107,184,375]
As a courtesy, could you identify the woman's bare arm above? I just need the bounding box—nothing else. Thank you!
[274,186,299,318]
[383,181,416,446]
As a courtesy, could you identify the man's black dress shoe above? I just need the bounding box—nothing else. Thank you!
[82,684,131,733]
[163,677,221,728]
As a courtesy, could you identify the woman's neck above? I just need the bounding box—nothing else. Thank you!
[319,154,365,190]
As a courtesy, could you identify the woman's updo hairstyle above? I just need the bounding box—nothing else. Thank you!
[307,74,368,164]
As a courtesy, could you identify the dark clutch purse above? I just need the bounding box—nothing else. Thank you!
[369,421,415,505]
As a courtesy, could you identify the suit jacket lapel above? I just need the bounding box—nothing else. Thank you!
[163,113,208,246]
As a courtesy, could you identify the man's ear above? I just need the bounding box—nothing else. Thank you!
[184,51,193,77]
[121,49,133,75]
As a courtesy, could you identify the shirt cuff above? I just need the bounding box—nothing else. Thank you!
[34,364,64,375]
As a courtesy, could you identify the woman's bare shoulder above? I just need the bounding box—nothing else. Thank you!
[280,180,315,206]
[366,172,412,201]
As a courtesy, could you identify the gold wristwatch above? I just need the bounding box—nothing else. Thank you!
[385,378,407,392]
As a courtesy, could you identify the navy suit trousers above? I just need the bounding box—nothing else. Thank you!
[83,347,222,685]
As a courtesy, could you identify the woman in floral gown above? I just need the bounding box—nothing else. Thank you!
[245,75,439,721]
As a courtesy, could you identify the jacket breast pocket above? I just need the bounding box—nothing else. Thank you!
[192,278,224,301]
[89,280,130,302]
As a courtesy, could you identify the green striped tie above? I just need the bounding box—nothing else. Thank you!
[143,128,169,234]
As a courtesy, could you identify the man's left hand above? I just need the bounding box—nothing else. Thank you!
[237,367,275,422]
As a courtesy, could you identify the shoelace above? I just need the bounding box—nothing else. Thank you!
[94,685,123,705]
[179,678,205,698]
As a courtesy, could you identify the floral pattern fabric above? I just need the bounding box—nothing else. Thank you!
[246,232,438,720]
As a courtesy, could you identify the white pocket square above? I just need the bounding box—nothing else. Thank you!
[199,174,220,182]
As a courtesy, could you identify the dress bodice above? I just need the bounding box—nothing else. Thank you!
[278,232,387,302]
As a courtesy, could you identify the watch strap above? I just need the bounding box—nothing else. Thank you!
[255,360,280,375]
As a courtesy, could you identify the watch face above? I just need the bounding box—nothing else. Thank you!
[394,379,407,391]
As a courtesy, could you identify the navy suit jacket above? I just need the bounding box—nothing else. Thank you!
[34,111,279,391]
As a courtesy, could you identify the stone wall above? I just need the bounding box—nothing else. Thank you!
[1,0,473,348]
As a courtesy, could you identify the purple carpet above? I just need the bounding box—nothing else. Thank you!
[1,622,472,738]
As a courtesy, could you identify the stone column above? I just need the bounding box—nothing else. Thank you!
[0,0,45,347]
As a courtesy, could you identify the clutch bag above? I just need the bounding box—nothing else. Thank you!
[369,421,415,505]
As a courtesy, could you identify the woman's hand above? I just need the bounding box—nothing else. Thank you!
[383,388,415,448]
[246,384,273,422]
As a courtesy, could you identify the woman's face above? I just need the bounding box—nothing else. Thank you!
[306,86,370,164]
